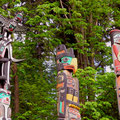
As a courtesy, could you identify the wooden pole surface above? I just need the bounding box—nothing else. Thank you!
[56,44,81,120]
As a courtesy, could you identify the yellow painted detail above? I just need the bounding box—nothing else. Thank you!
[118,52,120,61]
[70,58,78,73]
[66,94,73,101]
[73,96,78,103]
[69,104,80,110]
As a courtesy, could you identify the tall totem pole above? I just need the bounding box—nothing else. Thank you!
[110,29,120,116]
[0,13,24,120]
[56,44,81,120]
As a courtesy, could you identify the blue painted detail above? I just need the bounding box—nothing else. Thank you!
[0,93,10,99]
[0,35,2,38]
[0,46,5,52]
[17,14,22,19]
[61,57,72,65]
[60,102,63,113]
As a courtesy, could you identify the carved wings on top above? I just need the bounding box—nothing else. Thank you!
[0,14,26,33]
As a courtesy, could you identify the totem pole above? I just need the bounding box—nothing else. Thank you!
[0,13,24,120]
[56,44,81,120]
[110,29,120,116]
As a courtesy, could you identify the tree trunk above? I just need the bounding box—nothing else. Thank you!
[88,12,95,101]
[13,63,19,114]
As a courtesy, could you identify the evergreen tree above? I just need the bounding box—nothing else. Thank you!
[0,0,120,119]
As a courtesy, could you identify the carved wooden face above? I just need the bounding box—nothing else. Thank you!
[0,92,10,105]
[56,44,78,73]
[0,92,11,119]
[58,56,77,73]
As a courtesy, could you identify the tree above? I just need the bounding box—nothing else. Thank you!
[0,0,120,119]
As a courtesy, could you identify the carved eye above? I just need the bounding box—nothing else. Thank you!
[59,59,62,62]
[62,57,69,62]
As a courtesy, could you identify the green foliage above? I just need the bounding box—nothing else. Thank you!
[0,0,120,119]
[75,68,118,119]
[11,39,57,120]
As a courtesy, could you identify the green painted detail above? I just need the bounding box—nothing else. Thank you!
[9,24,16,30]
[17,14,22,18]
[60,102,63,113]
[0,93,10,99]
[61,56,72,64]
[9,24,13,28]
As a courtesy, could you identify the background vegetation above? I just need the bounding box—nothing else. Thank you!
[0,0,120,119]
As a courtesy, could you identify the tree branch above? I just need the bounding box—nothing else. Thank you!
[59,0,73,28]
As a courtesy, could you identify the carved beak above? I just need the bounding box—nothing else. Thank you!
[64,58,78,74]
[70,58,77,73]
